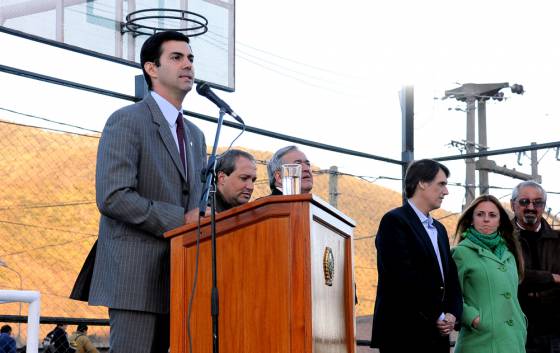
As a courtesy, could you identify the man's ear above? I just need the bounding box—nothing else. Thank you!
[274,170,282,185]
[418,181,426,190]
[144,61,158,80]
[217,171,226,186]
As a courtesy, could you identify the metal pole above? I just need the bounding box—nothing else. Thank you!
[115,0,123,58]
[531,142,538,181]
[401,86,414,205]
[465,97,476,209]
[55,0,64,42]
[127,0,136,61]
[477,99,489,195]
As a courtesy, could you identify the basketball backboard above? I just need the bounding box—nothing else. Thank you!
[0,0,235,91]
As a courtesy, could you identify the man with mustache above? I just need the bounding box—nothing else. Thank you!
[267,145,313,195]
[511,181,560,353]
[214,149,257,212]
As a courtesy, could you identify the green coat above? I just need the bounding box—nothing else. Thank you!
[452,238,527,353]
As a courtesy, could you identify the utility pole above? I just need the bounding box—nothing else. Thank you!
[478,99,489,195]
[328,166,339,208]
[465,97,476,207]
[531,142,539,180]
[401,85,414,205]
[445,82,526,209]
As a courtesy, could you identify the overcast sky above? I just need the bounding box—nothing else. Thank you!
[0,0,559,215]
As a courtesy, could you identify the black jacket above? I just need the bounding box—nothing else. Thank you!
[516,218,560,335]
[371,203,462,351]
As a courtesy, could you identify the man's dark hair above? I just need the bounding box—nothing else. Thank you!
[216,149,255,176]
[0,324,11,334]
[140,31,191,90]
[404,159,450,198]
[77,324,88,333]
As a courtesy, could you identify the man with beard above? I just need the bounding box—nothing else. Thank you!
[511,181,560,353]
[214,149,257,212]
[267,146,313,195]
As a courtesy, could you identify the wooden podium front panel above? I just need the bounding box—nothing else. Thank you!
[175,206,303,353]
[309,204,355,353]
[168,196,356,353]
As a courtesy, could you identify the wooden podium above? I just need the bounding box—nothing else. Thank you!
[164,194,356,353]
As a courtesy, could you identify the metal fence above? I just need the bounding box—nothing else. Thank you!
[1,116,559,352]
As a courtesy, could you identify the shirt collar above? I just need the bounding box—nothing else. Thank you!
[151,91,182,127]
[408,199,434,227]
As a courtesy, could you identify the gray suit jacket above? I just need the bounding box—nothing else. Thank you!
[85,94,207,314]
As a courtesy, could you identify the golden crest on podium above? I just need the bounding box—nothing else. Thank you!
[323,246,335,286]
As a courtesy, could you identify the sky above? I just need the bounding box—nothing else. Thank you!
[0,0,559,215]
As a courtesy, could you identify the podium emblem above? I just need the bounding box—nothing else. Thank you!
[323,247,335,286]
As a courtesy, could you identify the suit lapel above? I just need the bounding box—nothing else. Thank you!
[183,118,195,192]
[145,96,187,183]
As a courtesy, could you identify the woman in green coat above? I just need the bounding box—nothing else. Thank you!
[452,194,526,353]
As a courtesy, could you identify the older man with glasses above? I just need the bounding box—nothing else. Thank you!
[511,180,560,353]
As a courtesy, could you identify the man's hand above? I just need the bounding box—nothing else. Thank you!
[552,273,560,284]
[184,208,209,224]
[436,313,456,336]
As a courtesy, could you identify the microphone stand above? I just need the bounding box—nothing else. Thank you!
[198,108,225,353]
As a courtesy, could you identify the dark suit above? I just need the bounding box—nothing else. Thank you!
[74,94,206,352]
[371,202,462,352]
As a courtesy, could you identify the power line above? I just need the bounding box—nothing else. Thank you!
[0,119,100,138]
[0,233,96,258]
[0,106,101,134]
[0,200,95,211]
[0,219,97,236]
[206,29,360,79]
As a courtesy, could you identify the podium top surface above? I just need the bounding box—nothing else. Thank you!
[165,193,355,239]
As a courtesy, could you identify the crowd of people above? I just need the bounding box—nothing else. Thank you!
[371,160,560,353]
[5,29,545,353]
[63,30,316,353]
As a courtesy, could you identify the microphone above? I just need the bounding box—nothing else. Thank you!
[196,81,244,124]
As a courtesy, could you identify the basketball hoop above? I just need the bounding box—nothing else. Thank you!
[122,8,208,37]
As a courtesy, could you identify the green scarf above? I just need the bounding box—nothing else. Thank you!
[464,226,508,260]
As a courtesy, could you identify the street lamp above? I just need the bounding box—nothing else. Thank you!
[0,259,23,342]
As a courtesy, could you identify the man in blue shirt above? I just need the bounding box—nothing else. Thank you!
[0,325,16,353]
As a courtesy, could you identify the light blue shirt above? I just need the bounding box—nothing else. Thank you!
[407,199,444,281]
[151,91,187,172]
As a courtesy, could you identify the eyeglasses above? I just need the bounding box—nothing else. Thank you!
[517,198,546,208]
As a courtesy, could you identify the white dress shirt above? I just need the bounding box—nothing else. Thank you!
[151,91,187,174]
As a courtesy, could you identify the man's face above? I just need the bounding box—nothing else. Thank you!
[511,186,546,228]
[148,40,195,97]
[417,169,449,212]
[275,149,313,193]
[217,157,257,207]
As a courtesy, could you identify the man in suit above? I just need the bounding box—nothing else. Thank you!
[267,145,313,195]
[214,149,257,212]
[371,159,462,353]
[86,31,207,353]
